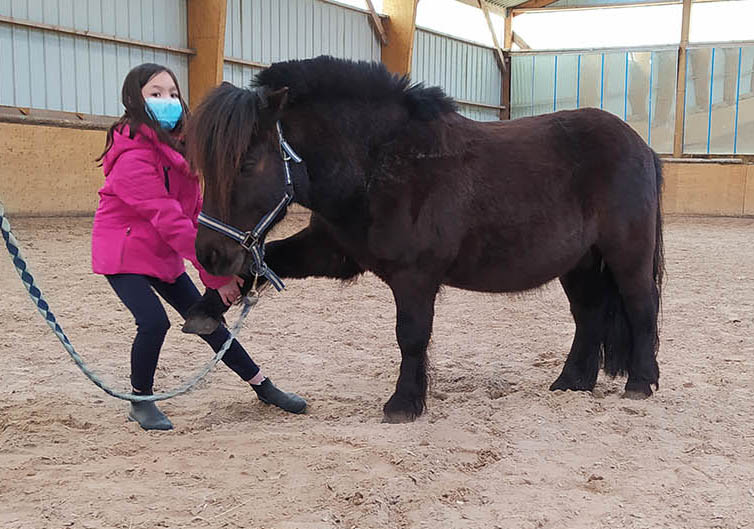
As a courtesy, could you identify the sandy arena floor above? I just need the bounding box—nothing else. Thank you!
[1,213,753,529]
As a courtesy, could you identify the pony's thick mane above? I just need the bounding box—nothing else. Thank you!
[254,55,457,120]
[187,56,458,218]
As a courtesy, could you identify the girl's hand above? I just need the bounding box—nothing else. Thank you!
[217,275,245,306]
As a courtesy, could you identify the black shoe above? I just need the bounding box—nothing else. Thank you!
[128,400,174,430]
[252,378,307,414]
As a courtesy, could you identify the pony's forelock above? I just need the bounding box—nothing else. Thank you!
[187,82,262,219]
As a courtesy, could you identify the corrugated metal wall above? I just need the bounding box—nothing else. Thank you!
[1,0,503,123]
[684,44,754,155]
[511,49,678,153]
[223,0,382,88]
[0,0,189,116]
[412,28,502,121]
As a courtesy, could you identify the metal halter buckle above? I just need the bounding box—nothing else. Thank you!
[240,232,256,251]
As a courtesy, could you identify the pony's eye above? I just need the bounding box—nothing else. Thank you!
[243,155,261,167]
[240,161,258,177]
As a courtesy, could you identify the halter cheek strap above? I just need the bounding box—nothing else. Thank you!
[197,121,304,292]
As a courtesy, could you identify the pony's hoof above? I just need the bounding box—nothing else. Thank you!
[182,315,221,335]
[381,411,417,424]
[623,380,653,399]
[549,373,595,392]
[622,389,651,400]
[382,395,422,423]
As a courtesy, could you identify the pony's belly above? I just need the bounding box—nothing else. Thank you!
[443,247,588,293]
[443,266,559,293]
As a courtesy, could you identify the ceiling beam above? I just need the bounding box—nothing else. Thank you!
[477,0,507,72]
[513,0,560,10]
[513,0,719,16]
[512,31,531,49]
[365,0,388,45]
[453,0,506,15]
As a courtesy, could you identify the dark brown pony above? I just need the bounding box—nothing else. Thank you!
[185,56,663,423]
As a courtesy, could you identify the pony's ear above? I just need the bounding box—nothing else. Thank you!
[266,87,289,112]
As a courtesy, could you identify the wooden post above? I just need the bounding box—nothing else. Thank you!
[187,0,226,109]
[381,0,419,75]
[504,8,513,51]
[501,9,513,120]
[673,0,692,157]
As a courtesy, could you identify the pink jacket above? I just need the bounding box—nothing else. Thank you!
[91,124,228,289]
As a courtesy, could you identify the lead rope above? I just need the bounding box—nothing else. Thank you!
[1,199,259,402]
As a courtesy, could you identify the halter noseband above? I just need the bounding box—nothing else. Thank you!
[197,121,303,291]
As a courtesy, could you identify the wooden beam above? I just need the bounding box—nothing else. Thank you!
[478,0,506,73]
[456,99,505,111]
[477,1,508,121]
[513,0,560,11]
[673,0,692,157]
[0,15,195,55]
[504,8,513,50]
[224,57,270,69]
[381,0,419,75]
[501,52,511,120]
[454,0,505,15]
[187,0,226,109]
[500,8,512,120]
[514,0,718,16]
[512,32,531,50]
[0,104,114,130]
[365,0,388,45]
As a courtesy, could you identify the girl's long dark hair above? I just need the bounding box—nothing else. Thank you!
[97,63,189,163]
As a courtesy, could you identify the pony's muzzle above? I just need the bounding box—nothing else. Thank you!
[196,245,222,274]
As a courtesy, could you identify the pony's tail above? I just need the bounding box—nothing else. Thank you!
[601,265,631,378]
[651,151,665,361]
[186,82,259,218]
[652,150,665,309]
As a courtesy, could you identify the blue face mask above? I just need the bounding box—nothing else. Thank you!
[145,97,183,130]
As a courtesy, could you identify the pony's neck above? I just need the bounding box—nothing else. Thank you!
[281,103,398,223]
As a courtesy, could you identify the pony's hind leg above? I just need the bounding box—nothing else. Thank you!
[606,259,660,398]
[550,249,606,392]
[599,234,661,398]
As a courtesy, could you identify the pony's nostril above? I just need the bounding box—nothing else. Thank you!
[210,248,220,266]
[197,246,219,270]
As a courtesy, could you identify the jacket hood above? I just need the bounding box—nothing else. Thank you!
[103,124,189,177]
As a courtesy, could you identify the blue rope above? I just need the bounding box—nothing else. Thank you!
[0,200,255,402]
[706,48,716,154]
[599,53,605,110]
[734,47,742,155]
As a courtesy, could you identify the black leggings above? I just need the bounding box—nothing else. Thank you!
[106,273,259,393]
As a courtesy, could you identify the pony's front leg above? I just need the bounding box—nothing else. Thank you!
[183,221,363,335]
[383,272,439,423]
[181,271,255,335]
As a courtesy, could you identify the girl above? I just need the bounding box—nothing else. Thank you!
[92,63,306,431]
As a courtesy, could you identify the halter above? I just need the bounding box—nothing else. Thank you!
[197,121,303,291]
